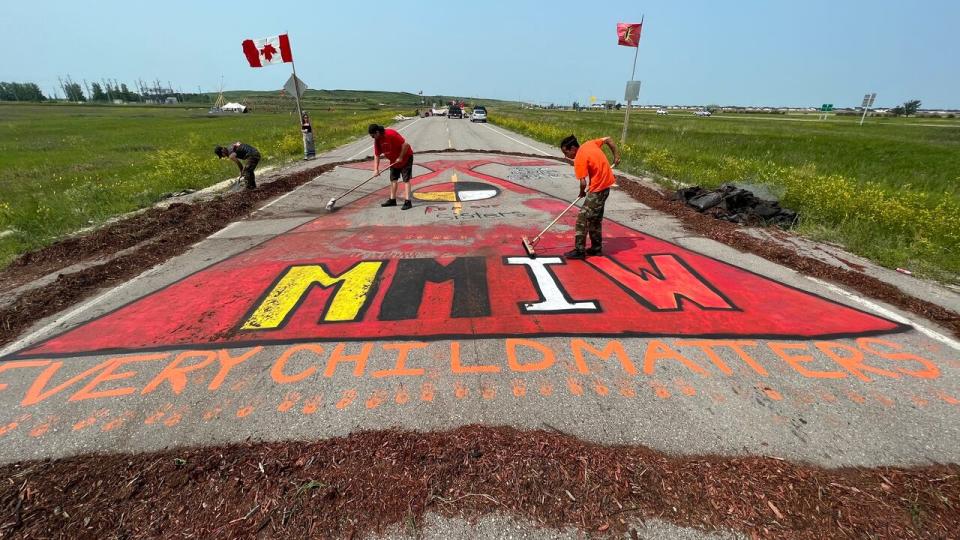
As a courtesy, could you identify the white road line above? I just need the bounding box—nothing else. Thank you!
[806,276,960,352]
[208,221,244,238]
[347,117,423,159]
[258,188,300,211]
[479,123,552,155]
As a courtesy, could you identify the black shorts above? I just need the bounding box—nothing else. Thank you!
[390,156,414,183]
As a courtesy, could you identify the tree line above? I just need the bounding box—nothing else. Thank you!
[1,78,211,104]
[0,82,47,102]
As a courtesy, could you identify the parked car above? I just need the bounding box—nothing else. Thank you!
[449,106,463,119]
[656,108,668,115]
[471,106,487,122]
[694,109,712,117]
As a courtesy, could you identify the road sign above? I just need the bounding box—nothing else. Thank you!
[625,81,641,102]
[859,93,877,126]
[820,103,833,112]
[589,96,597,103]
[283,74,308,99]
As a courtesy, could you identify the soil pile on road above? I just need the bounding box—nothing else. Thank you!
[1,425,957,539]
[676,184,798,228]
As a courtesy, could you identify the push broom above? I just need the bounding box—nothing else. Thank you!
[325,168,389,211]
[521,196,584,258]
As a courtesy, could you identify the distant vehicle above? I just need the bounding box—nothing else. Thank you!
[471,106,487,122]
[431,107,448,116]
[449,106,463,119]
[656,108,668,115]
[694,109,712,117]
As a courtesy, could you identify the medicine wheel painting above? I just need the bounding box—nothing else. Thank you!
[413,181,500,202]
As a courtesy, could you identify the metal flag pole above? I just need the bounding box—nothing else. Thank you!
[287,33,304,121]
[620,14,643,145]
[286,32,307,158]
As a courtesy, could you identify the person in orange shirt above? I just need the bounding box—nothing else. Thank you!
[560,135,621,259]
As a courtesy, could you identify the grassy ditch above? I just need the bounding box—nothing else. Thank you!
[0,103,398,267]
[492,109,960,283]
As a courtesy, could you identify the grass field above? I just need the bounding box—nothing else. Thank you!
[0,101,399,267]
[492,109,960,283]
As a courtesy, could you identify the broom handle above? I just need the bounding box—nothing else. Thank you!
[337,168,387,199]
[532,196,584,243]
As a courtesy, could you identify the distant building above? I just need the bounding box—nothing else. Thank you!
[221,102,248,113]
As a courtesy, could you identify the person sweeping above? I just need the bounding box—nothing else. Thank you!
[215,142,261,190]
[559,135,621,259]
[368,124,415,210]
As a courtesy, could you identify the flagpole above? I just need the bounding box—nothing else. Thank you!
[286,33,307,159]
[288,34,303,122]
[620,14,643,146]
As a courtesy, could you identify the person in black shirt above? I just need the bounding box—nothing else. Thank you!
[301,113,316,160]
[215,142,261,190]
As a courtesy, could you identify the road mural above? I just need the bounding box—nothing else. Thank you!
[1,155,955,456]
[5,157,905,359]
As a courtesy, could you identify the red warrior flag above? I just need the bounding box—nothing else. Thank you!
[242,34,294,68]
[617,22,642,47]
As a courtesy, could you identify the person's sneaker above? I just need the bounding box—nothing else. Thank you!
[586,246,602,256]
[381,199,397,207]
[564,249,587,260]
[401,200,413,210]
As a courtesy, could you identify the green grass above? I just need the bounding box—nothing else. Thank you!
[0,101,399,267]
[492,108,960,282]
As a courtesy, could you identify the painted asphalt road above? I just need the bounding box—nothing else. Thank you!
[0,118,958,478]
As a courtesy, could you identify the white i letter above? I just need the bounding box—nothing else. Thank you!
[506,257,599,313]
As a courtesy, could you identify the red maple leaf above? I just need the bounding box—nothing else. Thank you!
[260,43,278,61]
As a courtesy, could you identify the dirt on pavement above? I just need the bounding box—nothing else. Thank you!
[1,425,957,539]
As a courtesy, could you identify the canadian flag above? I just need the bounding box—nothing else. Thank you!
[242,34,293,68]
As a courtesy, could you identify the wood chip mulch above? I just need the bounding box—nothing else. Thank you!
[0,425,957,539]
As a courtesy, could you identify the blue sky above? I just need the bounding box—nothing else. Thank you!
[3,0,957,108]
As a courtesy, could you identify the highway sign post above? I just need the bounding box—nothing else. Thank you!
[819,103,833,120]
[621,80,641,135]
[860,92,876,126]
[283,74,307,100]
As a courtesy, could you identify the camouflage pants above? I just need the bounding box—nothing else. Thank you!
[574,188,609,251]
